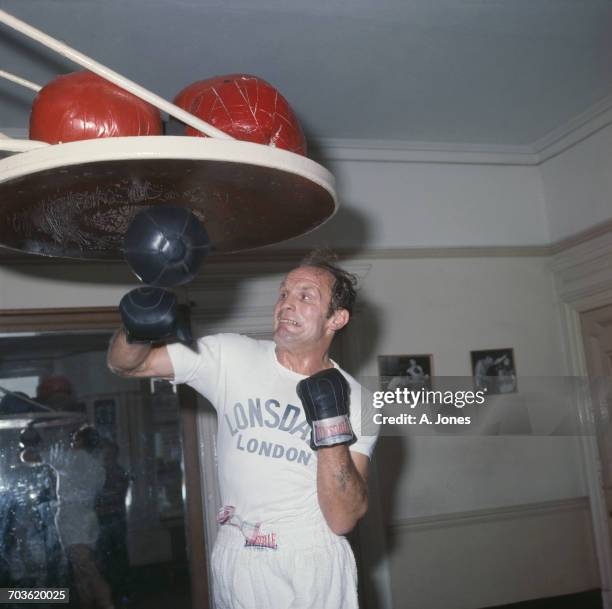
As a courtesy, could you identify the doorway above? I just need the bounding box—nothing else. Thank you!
[582,305,612,525]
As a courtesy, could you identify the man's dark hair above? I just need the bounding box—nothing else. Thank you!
[299,249,358,317]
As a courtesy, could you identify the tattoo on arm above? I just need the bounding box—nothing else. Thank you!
[334,464,350,493]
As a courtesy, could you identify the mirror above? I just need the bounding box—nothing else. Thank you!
[0,330,194,609]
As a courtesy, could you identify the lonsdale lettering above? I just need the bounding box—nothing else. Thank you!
[224,398,310,442]
[245,531,278,550]
[316,419,351,441]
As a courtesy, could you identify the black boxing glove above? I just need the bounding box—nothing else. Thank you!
[297,368,356,450]
[119,287,192,344]
[19,422,42,449]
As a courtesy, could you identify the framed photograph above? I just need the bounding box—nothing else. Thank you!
[378,354,433,391]
[470,348,517,394]
[93,398,117,438]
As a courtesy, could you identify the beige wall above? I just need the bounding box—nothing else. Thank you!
[338,255,594,608]
[540,122,612,242]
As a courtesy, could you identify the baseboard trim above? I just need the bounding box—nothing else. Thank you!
[481,589,602,609]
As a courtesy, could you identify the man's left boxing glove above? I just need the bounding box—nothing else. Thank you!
[297,368,356,450]
[19,422,42,449]
[119,287,191,344]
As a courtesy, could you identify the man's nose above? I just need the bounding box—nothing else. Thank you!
[281,294,298,309]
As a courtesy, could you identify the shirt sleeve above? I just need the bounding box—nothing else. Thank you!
[166,334,224,407]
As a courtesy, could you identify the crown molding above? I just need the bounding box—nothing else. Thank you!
[1,130,540,165]
[315,94,612,166]
[313,138,538,165]
[4,92,612,168]
[532,91,612,163]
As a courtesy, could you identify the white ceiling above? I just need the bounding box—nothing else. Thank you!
[0,0,611,148]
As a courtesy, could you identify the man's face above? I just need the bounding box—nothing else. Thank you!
[273,266,339,349]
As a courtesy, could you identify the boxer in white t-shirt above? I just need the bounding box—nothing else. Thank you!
[108,251,378,609]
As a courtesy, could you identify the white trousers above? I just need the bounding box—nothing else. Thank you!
[212,520,359,609]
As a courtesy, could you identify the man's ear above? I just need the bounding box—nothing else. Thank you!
[328,308,350,333]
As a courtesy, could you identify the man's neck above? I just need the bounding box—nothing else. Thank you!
[275,345,334,376]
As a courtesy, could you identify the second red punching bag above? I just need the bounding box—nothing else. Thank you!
[30,70,163,144]
[174,73,306,155]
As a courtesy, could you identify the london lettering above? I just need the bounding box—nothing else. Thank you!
[225,397,313,467]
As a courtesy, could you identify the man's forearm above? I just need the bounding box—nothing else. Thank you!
[107,327,152,376]
[317,445,368,535]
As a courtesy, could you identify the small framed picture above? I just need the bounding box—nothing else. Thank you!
[94,398,116,426]
[94,398,117,438]
[470,348,517,394]
[378,354,433,391]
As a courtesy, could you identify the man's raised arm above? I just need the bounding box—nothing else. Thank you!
[297,368,370,535]
[107,286,187,379]
[107,327,174,379]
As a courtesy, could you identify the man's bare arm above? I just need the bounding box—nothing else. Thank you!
[107,327,175,379]
[317,447,369,535]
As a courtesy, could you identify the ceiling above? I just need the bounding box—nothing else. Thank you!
[0,0,611,148]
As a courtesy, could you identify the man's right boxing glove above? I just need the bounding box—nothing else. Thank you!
[19,422,42,449]
[297,368,356,450]
[119,287,191,344]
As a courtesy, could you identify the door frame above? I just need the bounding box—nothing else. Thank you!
[552,231,612,609]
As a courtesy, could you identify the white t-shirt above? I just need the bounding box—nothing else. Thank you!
[167,333,377,528]
[42,444,105,547]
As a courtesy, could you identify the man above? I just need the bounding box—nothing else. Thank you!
[107,251,378,609]
[95,440,130,603]
[21,425,113,609]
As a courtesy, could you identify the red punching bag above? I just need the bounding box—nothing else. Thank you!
[29,70,163,144]
[174,74,306,155]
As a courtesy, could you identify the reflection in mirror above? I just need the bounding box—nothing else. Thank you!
[0,332,193,609]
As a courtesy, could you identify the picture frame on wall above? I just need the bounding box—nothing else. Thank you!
[93,397,117,438]
[378,354,433,391]
[470,348,517,394]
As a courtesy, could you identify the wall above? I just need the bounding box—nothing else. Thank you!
[0,261,137,309]
[540,121,612,243]
[282,157,550,250]
[353,256,582,517]
[348,256,594,608]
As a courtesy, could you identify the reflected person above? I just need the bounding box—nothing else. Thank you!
[96,440,130,603]
[21,425,114,609]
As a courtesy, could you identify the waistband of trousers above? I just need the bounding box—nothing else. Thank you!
[215,506,344,550]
